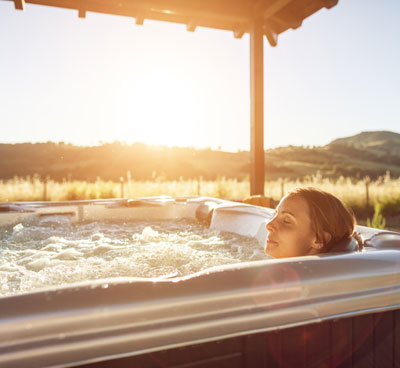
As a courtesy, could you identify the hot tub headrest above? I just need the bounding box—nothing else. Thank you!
[365,231,400,249]
[195,201,220,224]
[329,236,358,253]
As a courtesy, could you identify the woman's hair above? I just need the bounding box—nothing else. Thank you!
[286,187,362,252]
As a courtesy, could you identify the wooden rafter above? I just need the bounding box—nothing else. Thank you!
[13,0,25,10]
[135,13,144,25]
[233,27,245,39]
[78,0,86,18]
[186,19,196,32]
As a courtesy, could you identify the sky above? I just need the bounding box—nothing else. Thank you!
[0,0,399,151]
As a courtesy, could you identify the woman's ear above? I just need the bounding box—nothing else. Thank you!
[311,231,332,250]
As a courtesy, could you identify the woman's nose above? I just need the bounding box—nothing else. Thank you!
[266,218,276,232]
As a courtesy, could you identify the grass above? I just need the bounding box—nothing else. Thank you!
[1,173,399,229]
[0,175,250,202]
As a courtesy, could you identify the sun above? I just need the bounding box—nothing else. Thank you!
[110,65,200,147]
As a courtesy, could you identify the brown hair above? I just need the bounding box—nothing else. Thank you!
[286,187,360,252]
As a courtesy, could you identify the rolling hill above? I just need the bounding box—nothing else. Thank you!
[0,131,399,181]
[329,131,400,156]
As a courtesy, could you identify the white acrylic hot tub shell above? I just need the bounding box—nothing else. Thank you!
[0,197,399,368]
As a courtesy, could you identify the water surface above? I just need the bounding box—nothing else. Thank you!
[0,216,265,297]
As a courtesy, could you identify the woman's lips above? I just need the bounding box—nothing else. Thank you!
[267,237,278,245]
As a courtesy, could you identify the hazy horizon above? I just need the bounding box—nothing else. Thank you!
[2,128,400,153]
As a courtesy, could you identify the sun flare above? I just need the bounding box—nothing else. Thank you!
[110,65,201,147]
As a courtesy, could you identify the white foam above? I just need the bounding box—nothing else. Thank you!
[55,249,84,260]
[0,219,266,297]
[141,226,160,241]
[26,258,51,271]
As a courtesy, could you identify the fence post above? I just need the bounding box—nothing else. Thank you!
[43,176,48,201]
[120,177,125,198]
[197,176,202,196]
[126,170,132,197]
[365,176,370,207]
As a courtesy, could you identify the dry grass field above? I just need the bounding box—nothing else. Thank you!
[1,173,399,225]
[0,174,399,204]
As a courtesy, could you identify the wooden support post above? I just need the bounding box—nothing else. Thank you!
[250,17,265,196]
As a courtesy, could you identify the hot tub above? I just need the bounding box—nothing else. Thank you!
[0,197,399,368]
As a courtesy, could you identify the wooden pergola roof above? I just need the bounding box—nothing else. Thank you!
[10,0,339,195]
[11,0,338,46]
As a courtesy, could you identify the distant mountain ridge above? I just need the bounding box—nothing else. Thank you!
[0,131,399,181]
[328,131,400,156]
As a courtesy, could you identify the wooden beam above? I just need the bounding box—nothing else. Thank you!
[267,15,301,33]
[14,0,25,10]
[8,0,337,37]
[250,17,264,196]
[263,0,292,19]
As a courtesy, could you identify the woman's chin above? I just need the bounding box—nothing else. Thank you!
[265,242,279,258]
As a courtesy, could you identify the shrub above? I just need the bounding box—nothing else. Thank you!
[367,202,386,229]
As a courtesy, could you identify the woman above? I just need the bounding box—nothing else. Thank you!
[265,187,362,258]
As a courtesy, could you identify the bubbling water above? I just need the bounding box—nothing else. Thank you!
[0,216,266,297]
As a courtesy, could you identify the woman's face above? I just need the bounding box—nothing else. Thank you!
[265,195,322,258]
